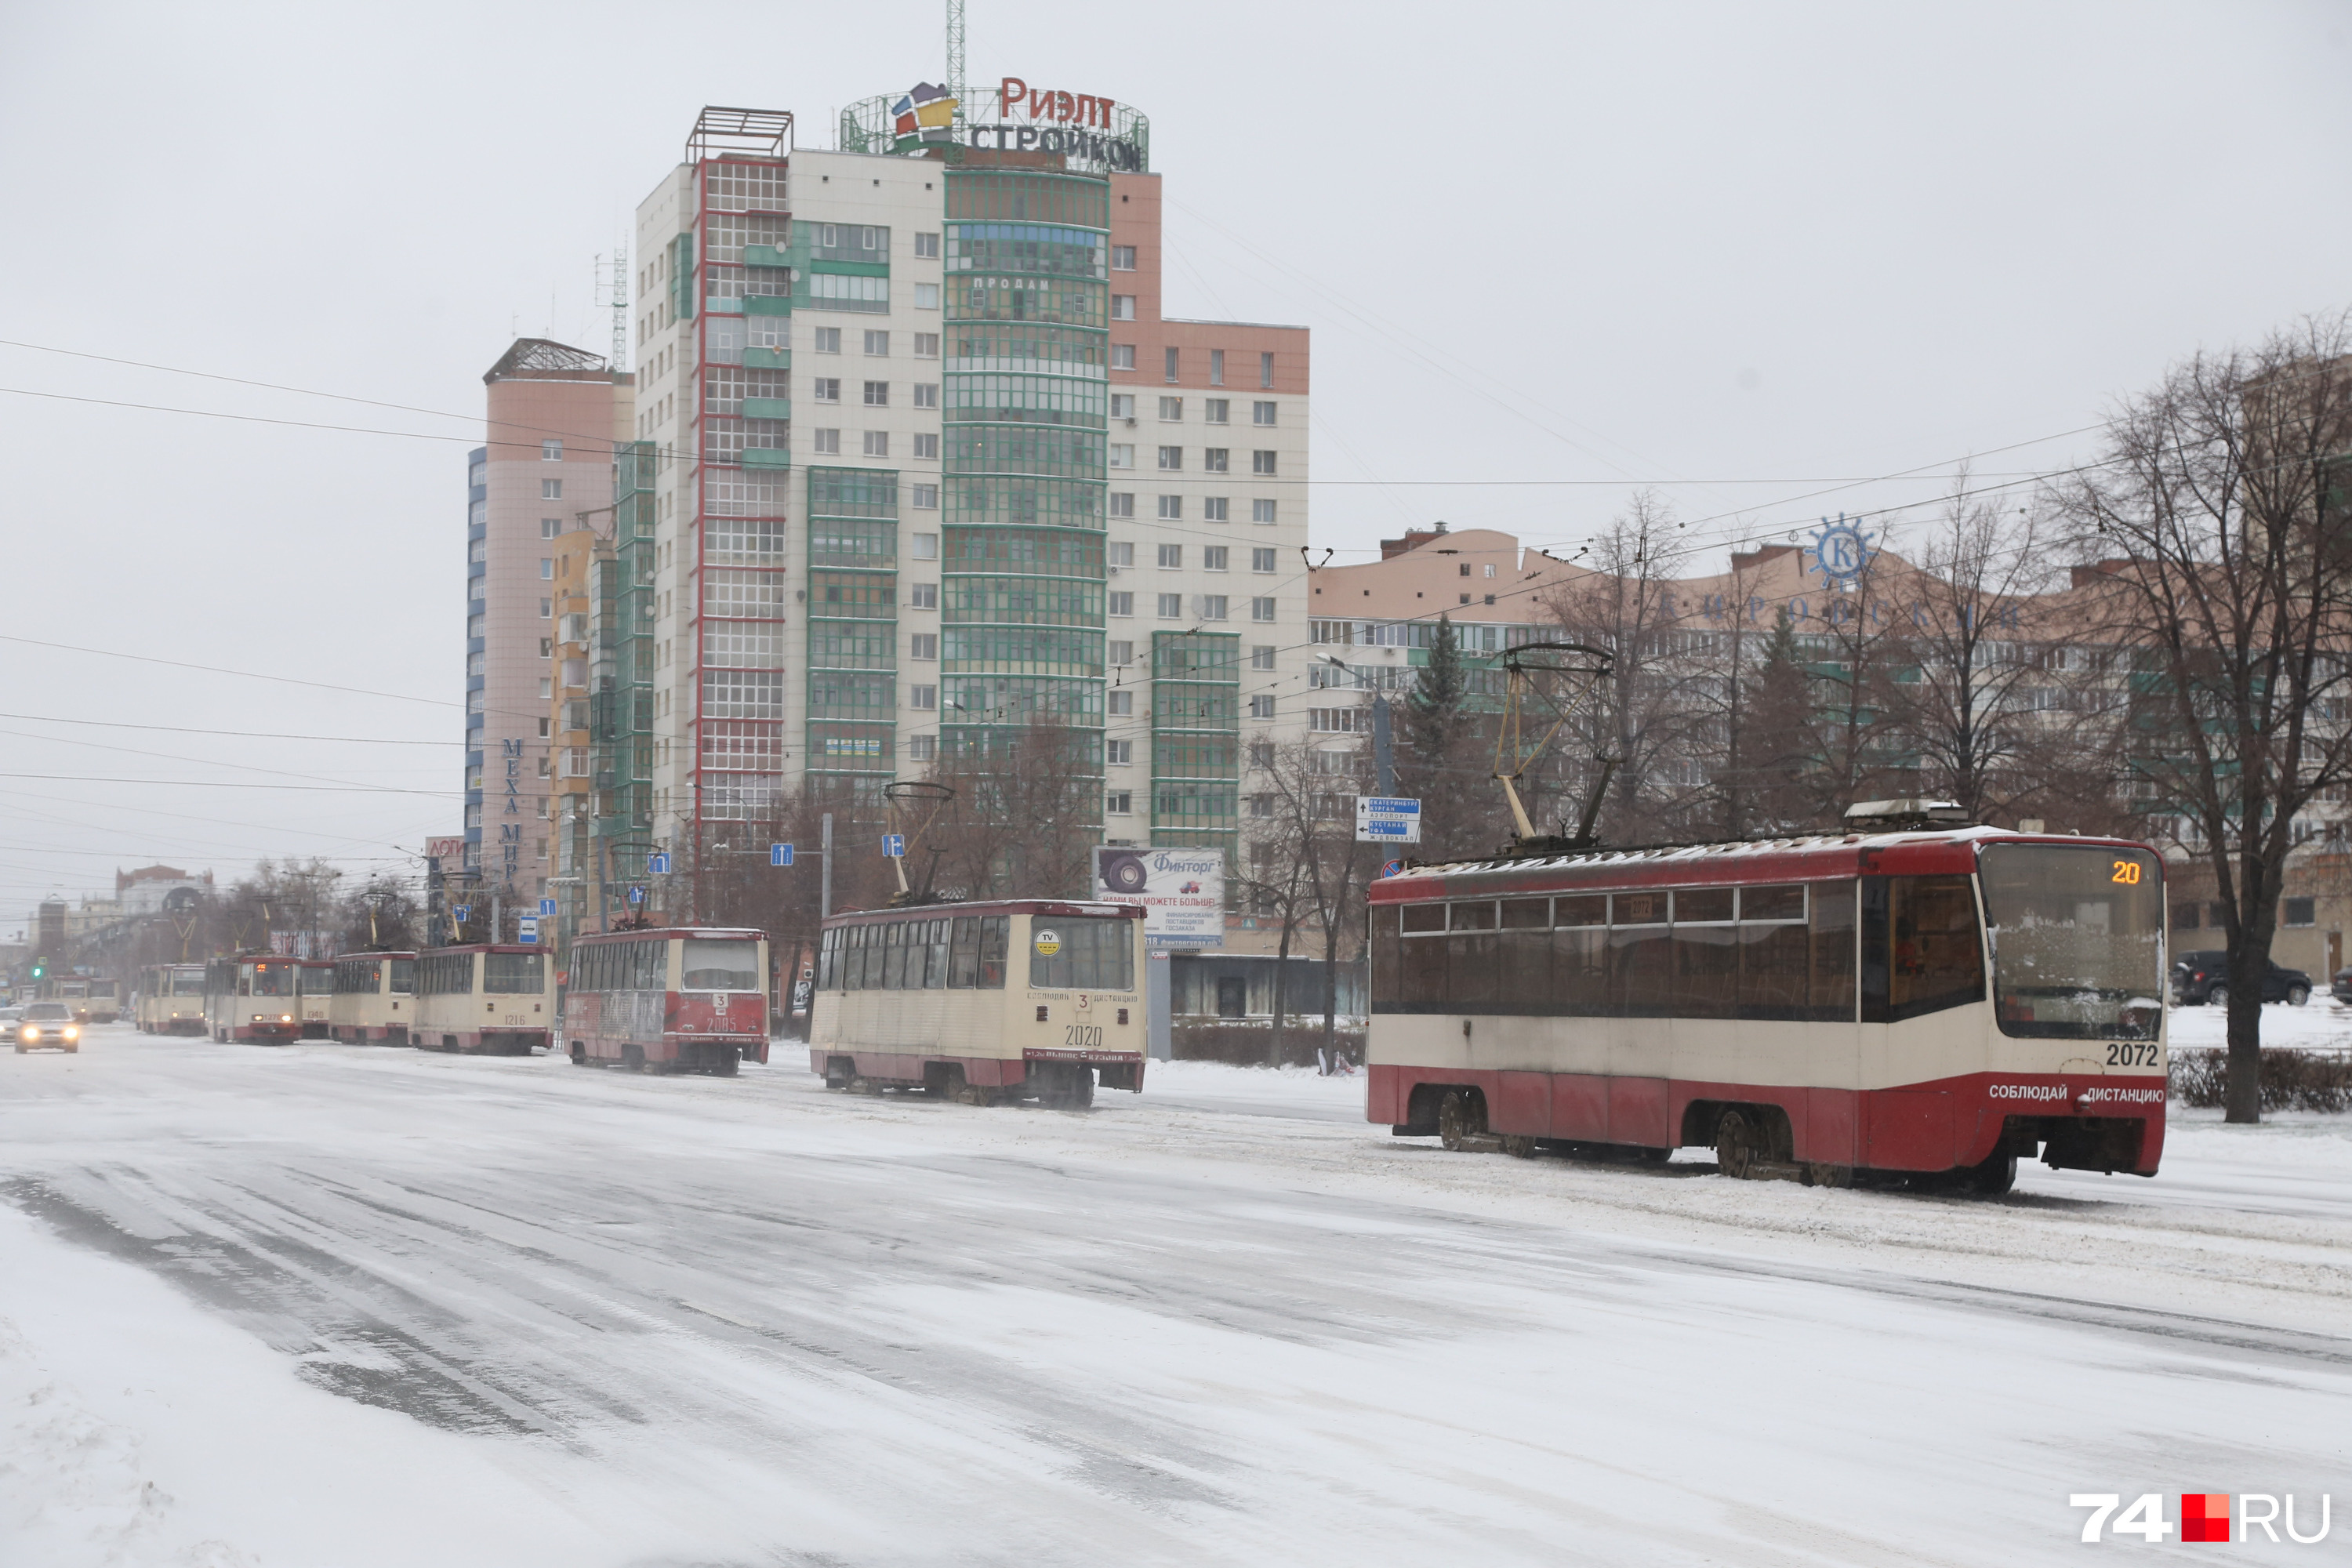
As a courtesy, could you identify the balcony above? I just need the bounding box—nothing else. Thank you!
[742,447,793,470]
[742,397,792,421]
[745,347,790,372]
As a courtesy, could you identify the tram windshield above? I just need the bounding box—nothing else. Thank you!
[172,970,205,996]
[1980,844,2165,1040]
[247,962,293,996]
[681,940,760,991]
[1028,916,1136,991]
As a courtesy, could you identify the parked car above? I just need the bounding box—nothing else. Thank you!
[0,1007,22,1038]
[2171,950,2311,1007]
[2333,966,2352,1005]
[15,1001,81,1053]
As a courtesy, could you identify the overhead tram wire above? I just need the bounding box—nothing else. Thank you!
[0,773,458,796]
[0,712,459,745]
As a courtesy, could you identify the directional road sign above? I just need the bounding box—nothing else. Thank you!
[538,898,557,917]
[648,852,671,875]
[452,904,472,921]
[770,842,794,866]
[1355,796,1424,844]
[628,886,645,906]
[881,834,906,858]
[516,917,539,945]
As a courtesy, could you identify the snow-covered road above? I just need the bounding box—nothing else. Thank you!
[3,1026,2347,1566]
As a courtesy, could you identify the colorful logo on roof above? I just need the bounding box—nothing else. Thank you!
[1808,513,1878,590]
[891,83,957,147]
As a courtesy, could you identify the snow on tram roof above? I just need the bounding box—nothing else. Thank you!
[1377,824,2153,895]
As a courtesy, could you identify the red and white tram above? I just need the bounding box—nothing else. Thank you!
[564,927,771,1073]
[809,900,1147,1106]
[295,959,335,1038]
[412,944,556,1054]
[330,951,416,1044]
[1367,827,2167,1191]
[202,953,303,1044]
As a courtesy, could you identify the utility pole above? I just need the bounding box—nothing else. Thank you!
[820,812,834,920]
[1373,695,1396,796]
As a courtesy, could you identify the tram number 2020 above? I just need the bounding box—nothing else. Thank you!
[1063,1025,1102,1050]
[2111,859,2143,884]
[2105,1041,2160,1067]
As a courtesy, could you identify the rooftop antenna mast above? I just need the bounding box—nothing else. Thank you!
[595,234,629,374]
[946,0,967,126]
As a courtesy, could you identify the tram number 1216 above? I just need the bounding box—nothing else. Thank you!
[1064,1025,1102,1050]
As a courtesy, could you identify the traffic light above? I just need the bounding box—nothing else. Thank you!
[29,959,45,980]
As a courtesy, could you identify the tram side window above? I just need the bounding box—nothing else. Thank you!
[977,916,1009,988]
[946,918,978,988]
[485,953,545,994]
[926,920,950,988]
[863,925,891,990]
[1863,875,1984,1022]
[421,953,476,995]
[881,923,906,989]
[390,958,415,994]
[1809,881,1857,1022]
[1029,916,1136,991]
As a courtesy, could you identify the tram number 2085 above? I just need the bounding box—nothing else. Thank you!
[1064,1025,1103,1050]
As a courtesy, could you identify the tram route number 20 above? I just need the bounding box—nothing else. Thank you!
[2111,859,2143,884]
[1064,1025,1102,1049]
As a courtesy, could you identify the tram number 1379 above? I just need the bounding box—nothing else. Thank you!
[1064,1024,1103,1050]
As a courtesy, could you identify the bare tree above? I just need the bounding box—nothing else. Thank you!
[1254,737,1380,1061]
[2055,314,2352,1122]
[924,713,1102,902]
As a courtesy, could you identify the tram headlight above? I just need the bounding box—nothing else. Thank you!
[280,1014,293,1025]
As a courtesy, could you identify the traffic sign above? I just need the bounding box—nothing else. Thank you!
[771,842,794,866]
[452,904,472,921]
[627,886,645,906]
[648,852,671,875]
[516,917,539,945]
[538,898,557,917]
[1356,796,1424,844]
[1381,859,1403,879]
[881,834,905,858]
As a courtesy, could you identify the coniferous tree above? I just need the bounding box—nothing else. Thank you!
[1746,607,1816,831]
[1400,615,1483,858]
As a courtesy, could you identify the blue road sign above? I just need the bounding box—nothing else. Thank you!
[628,886,645,906]
[1381,859,1403,879]
[648,852,671,875]
[452,904,472,921]
[881,834,906,858]
[538,898,557,917]
[516,917,539,945]
[771,843,794,866]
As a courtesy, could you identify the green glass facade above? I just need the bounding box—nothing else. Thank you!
[598,440,659,887]
[1152,630,1240,856]
[806,465,898,796]
[940,165,1109,788]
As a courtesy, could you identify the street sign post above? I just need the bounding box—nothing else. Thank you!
[648,852,671,875]
[1355,797,1424,844]
[1381,858,1403,879]
[538,898,557,918]
[516,916,539,945]
[881,834,905,858]
[770,843,794,866]
[452,904,472,922]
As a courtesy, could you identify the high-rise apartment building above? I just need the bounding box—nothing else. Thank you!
[467,339,633,913]
[615,94,1308,910]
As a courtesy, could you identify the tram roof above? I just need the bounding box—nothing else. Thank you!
[822,898,1142,925]
[416,942,562,955]
[1370,826,2159,902]
[572,927,766,942]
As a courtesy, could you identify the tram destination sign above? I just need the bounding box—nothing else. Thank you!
[1356,797,1423,844]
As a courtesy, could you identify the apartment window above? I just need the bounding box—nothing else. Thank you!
[813,429,840,454]
[1253,499,1278,524]
[1484,593,1496,605]
[1160,397,1182,422]
[913,434,940,461]
[913,283,939,310]
[1109,542,1134,567]
[1109,444,1134,469]
[1109,593,1134,618]
[1112,245,1136,270]
[1111,394,1136,419]
[540,517,561,539]
[542,438,563,460]
[908,583,938,610]
[1252,644,1276,670]
[1204,398,1229,424]
[909,684,937,710]
[863,431,890,457]
[1158,495,1183,520]
[1249,739,1274,768]
[863,381,889,406]
[913,332,939,358]
[864,331,890,356]
[539,598,553,618]
[542,478,562,500]
[1200,595,1229,621]
[2285,897,2318,927]
[1112,344,1136,370]
[1158,445,1182,470]
[1249,694,1275,719]
[910,633,938,660]
[1156,593,1183,619]
[1112,296,1136,320]
[1106,739,1134,766]
[1106,789,1134,815]
[1459,563,1472,577]
[908,735,937,762]
[1260,351,1274,388]
[1164,347,1180,383]
[539,557,554,579]
[914,232,941,259]
[1203,448,1229,473]
[1252,597,1276,622]
[912,532,938,560]
[1203,498,1229,522]
[1157,544,1182,568]
[1251,547,1277,573]
[1109,689,1134,716]
[1109,492,1135,518]
[815,327,842,353]
[1109,637,1134,663]
[913,383,939,409]
[539,676,554,699]
[909,482,938,508]
[538,637,554,658]
[813,377,841,402]
[1203,546,1229,572]
[1254,401,1278,426]
[1253,450,1277,475]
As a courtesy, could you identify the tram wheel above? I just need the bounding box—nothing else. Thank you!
[1715,1109,1760,1180]
[1806,1163,1854,1189]
[1965,1153,2018,1196]
[1499,1134,1537,1159]
[1437,1090,1485,1152]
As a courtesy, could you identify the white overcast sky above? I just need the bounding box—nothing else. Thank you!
[0,0,2347,921]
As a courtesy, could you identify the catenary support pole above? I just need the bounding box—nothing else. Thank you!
[820,812,833,920]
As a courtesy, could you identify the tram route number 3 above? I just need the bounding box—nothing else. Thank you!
[1064,1025,1102,1049]
[2111,859,2143,884]
[2106,1041,2160,1067]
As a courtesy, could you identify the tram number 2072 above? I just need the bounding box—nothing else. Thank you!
[1064,1024,1103,1050]
[2105,1041,2161,1067]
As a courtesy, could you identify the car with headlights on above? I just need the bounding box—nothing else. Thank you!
[16,1002,81,1053]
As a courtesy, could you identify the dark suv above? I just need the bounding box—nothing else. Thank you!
[2171,950,2312,1007]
